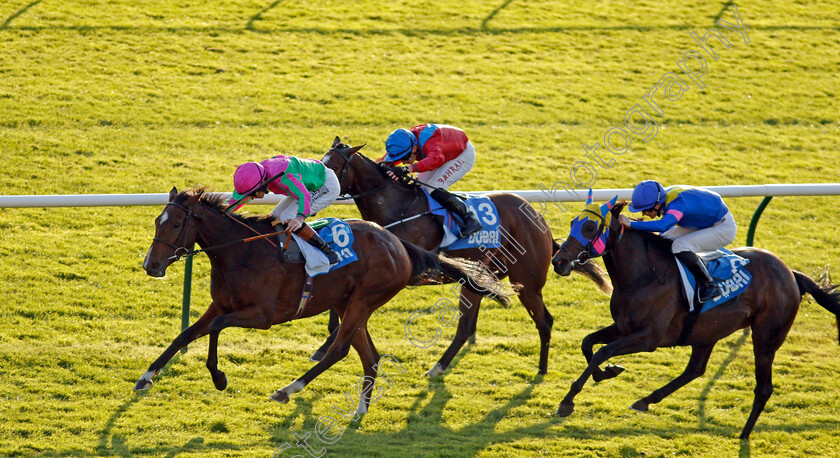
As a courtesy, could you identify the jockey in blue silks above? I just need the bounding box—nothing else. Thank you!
[618,180,737,302]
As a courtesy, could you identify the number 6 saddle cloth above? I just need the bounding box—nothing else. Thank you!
[279,218,358,276]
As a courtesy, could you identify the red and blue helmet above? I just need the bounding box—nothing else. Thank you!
[628,180,666,213]
[385,128,417,162]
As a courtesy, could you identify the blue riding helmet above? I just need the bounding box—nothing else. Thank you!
[628,180,666,212]
[385,128,417,162]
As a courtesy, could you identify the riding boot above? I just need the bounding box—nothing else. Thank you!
[675,251,723,303]
[430,188,483,237]
[295,223,340,265]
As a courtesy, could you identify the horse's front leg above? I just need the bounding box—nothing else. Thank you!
[556,327,655,417]
[134,304,222,391]
[583,324,626,382]
[204,305,273,390]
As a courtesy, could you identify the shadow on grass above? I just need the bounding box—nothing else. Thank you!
[1,0,40,29]
[330,372,561,456]
[90,353,248,457]
[246,0,286,31]
[697,328,750,429]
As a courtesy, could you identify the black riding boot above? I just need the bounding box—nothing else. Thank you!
[430,188,483,237]
[675,251,723,303]
[296,223,340,265]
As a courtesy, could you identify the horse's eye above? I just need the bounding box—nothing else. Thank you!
[173,222,181,228]
[582,220,597,234]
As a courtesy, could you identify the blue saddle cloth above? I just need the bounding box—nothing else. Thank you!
[676,248,751,312]
[421,188,502,250]
[312,218,358,274]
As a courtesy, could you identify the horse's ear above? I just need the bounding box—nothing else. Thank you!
[169,187,178,202]
[600,195,619,217]
[332,136,341,148]
[586,188,593,205]
[348,144,366,155]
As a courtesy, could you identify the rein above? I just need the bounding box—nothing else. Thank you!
[155,200,289,262]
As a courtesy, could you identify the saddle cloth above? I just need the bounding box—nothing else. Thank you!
[421,188,502,250]
[277,218,358,276]
[675,248,751,312]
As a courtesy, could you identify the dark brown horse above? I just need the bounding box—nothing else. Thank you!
[137,187,504,412]
[317,137,608,376]
[551,197,840,438]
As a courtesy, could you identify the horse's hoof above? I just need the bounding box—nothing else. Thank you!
[604,364,625,377]
[630,400,649,412]
[555,402,574,417]
[270,390,290,404]
[133,379,152,391]
[424,363,444,377]
[212,371,228,391]
[310,350,325,362]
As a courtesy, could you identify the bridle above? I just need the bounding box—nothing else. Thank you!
[153,201,199,261]
[328,146,389,201]
[152,199,286,262]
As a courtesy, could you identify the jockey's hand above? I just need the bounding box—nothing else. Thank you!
[618,214,631,228]
[286,215,305,232]
[386,165,411,180]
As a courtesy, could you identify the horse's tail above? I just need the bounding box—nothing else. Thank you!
[552,239,612,294]
[399,239,511,307]
[793,271,840,344]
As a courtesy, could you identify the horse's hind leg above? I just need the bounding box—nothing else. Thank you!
[740,313,794,438]
[310,309,340,362]
[427,289,483,377]
[583,324,626,382]
[509,264,553,375]
[134,304,222,391]
[349,326,381,416]
[630,344,715,412]
[271,296,385,404]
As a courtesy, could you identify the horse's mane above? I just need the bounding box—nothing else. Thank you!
[352,151,422,191]
[176,187,275,226]
[610,202,674,253]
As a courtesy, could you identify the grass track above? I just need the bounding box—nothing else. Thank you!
[1,1,839,456]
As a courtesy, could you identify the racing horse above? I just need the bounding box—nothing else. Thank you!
[317,137,609,376]
[551,197,840,438]
[137,187,505,412]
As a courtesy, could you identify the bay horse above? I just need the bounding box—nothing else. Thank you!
[551,196,840,438]
[317,137,609,376]
[137,187,505,412]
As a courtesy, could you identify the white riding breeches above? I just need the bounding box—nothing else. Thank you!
[270,168,341,221]
[662,211,737,253]
[416,141,475,190]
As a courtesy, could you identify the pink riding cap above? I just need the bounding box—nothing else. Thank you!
[233,162,268,195]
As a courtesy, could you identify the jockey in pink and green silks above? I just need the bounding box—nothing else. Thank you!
[228,155,342,265]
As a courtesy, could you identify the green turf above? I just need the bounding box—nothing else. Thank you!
[1,1,839,456]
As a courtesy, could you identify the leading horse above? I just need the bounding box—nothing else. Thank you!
[551,196,840,438]
[137,187,505,412]
[318,138,608,376]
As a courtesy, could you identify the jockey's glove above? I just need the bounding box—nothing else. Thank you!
[392,166,411,178]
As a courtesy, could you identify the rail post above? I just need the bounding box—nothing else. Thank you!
[746,196,773,247]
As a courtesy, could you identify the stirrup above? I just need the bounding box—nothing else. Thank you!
[698,283,723,303]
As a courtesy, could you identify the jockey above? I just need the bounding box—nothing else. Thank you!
[228,155,340,265]
[618,180,737,302]
[381,124,483,237]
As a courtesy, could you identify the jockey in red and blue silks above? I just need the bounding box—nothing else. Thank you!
[228,155,341,264]
[618,180,737,302]
[380,124,482,237]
